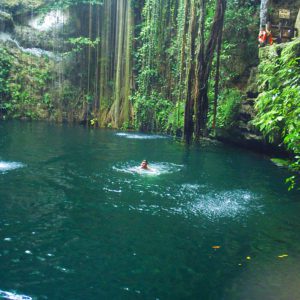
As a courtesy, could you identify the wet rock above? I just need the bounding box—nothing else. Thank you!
[216,127,265,152]
[13,25,67,52]
[215,95,272,153]
[0,10,14,32]
[1,0,45,15]
[295,9,300,37]
[246,67,259,98]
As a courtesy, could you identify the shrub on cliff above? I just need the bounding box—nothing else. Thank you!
[254,39,300,189]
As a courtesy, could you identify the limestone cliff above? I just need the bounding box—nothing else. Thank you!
[216,38,300,155]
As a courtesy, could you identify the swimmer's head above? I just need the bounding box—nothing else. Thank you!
[140,160,148,169]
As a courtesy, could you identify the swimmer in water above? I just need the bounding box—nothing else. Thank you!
[140,160,152,171]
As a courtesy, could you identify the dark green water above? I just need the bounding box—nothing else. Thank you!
[1,121,300,300]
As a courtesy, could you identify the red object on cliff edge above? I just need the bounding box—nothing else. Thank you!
[258,28,273,47]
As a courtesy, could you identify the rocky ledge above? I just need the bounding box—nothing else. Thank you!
[0,10,14,32]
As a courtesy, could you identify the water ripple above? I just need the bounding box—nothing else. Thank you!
[172,189,262,219]
[0,289,32,300]
[123,184,262,220]
[115,132,168,140]
[113,161,183,176]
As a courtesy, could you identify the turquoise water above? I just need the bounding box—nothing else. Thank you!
[0,121,300,300]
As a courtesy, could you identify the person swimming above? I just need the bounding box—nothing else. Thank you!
[140,160,153,171]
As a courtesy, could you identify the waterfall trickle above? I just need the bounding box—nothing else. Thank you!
[28,10,69,32]
[0,32,57,58]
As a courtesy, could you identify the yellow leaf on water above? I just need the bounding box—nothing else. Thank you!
[246,256,251,260]
[278,254,288,258]
[212,246,221,249]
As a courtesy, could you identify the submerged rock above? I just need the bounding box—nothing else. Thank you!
[270,158,291,168]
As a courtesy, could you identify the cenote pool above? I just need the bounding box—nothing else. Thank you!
[0,121,300,300]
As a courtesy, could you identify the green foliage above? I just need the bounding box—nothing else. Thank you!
[2,0,45,10]
[166,101,185,135]
[0,48,12,99]
[132,92,173,132]
[254,40,300,188]
[39,0,103,12]
[0,47,55,119]
[270,158,291,168]
[211,88,242,129]
[134,0,260,135]
[135,0,178,97]
[221,0,259,83]
[67,37,100,54]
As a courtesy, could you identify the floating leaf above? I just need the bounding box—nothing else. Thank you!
[278,254,288,258]
[212,246,221,249]
[246,256,251,260]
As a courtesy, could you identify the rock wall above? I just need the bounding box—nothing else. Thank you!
[0,10,14,32]
[14,25,66,52]
[269,0,300,25]
[216,38,300,154]
[0,5,84,122]
[215,96,269,152]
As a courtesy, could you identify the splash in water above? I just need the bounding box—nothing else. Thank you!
[171,187,262,220]
[0,289,32,300]
[124,183,262,220]
[0,161,25,173]
[113,161,183,176]
[115,132,168,140]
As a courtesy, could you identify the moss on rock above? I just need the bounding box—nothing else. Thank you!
[0,10,14,32]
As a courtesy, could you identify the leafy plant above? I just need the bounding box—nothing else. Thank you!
[254,40,300,189]
[39,0,103,12]
[209,88,242,129]
[132,92,173,132]
[0,48,12,103]
[67,37,100,54]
